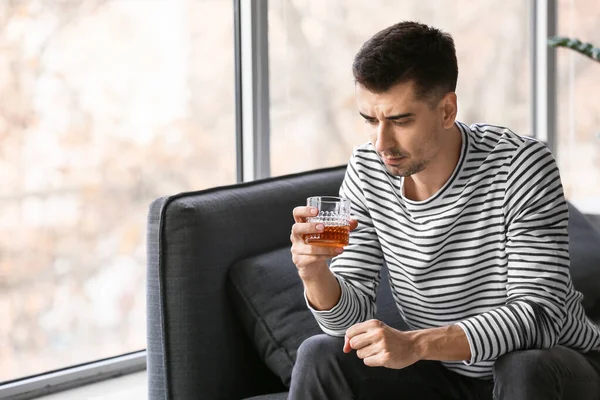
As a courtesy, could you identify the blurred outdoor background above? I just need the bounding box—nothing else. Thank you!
[1,0,598,382]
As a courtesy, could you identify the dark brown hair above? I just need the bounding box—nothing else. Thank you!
[352,21,458,105]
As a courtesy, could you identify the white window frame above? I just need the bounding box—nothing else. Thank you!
[531,0,558,154]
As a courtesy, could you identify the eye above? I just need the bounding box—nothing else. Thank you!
[393,120,410,127]
[364,118,378,125]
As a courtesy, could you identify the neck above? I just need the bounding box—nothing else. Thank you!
[403,124,462,202]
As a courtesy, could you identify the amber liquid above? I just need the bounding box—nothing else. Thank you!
[304,225,350,247]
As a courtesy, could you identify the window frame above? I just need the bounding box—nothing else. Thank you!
[0,351,146,399]
[531,0,558,154]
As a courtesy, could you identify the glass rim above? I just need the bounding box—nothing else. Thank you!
[306,196,350,204]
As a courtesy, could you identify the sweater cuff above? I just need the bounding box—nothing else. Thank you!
[455,320,482,365]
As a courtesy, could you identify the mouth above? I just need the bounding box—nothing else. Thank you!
[383,157,406,166]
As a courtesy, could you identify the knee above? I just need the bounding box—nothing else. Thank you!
[295,334,344,366]
[494,349,558,384]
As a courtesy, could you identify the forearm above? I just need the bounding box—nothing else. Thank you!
[304,265,378,336]
[412,324,471,362]
[301,265,342,311]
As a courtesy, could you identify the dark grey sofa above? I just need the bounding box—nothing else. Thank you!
[146,165,600,400]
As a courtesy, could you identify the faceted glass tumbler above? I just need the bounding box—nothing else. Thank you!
[304,196,351,247]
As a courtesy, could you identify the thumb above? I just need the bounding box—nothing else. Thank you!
[343,335,352,353]
[349,219,358,231]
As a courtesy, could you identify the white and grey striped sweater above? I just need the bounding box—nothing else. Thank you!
[308,121,600,379]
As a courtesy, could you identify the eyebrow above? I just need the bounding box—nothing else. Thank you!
[359,112,415,120]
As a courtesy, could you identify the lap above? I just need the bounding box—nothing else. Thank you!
[493,346,600,400]
[297,335,600,400]
[495,345,600,377]
[297,334,491,400]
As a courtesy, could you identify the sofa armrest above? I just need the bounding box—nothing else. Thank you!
[146,166,346,400]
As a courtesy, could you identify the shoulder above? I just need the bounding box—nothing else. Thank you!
[465,122,551,163]
[508,138,557,182]
[467,122,529,151]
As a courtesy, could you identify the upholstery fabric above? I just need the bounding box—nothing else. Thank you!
[146,166,347,399]
[242,392,289,400]
[229,248,409,387]
[568,204,600,323]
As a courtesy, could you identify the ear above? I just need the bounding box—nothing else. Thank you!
[440,92,457,129]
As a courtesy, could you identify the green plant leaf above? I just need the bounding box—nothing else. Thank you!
[548,35,600,62]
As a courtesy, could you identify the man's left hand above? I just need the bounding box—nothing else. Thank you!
[344,319,422,369]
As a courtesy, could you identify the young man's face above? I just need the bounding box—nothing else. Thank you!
[355,80,454,177]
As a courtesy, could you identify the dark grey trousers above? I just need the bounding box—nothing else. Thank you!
[288,334,600,400]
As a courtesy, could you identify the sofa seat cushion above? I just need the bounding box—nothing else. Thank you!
[228,246,408,388]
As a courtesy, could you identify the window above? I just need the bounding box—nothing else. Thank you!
[268,0,532,176]
[3,0,595,391]
[556,0,600,216]
[0,0,234,382]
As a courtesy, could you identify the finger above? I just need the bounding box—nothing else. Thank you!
[349,331,374,351]
[293,206,318,223]
[356,343,379,360]
[291,222,324,238]
[349,219,359,231]
[291,242,344,257]
[363,354,384,367]
[345,321,371,342]
[343,336,352,353]
[346,319,382,340]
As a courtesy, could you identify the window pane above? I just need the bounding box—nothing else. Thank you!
[268,0,531,176]
[0,0,235,382]
[556,0,600,216]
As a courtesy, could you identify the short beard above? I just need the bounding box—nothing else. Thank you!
[384,159,428,177]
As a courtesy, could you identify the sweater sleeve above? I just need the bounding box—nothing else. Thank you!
[456,139,569,364]
[306,151,385,336]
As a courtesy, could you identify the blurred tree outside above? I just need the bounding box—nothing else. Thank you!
[0,0,235,381]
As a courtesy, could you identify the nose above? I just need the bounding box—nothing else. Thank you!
[373,121,396,154]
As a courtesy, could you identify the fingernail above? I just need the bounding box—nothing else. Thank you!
[316,224,324,231]
[335,248,344,254]
[311,208,318,215]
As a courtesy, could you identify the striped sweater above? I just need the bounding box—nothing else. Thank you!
[308,121,600,379]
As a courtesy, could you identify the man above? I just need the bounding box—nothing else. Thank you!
[288,21,600,399]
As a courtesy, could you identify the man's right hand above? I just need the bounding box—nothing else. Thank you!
[290,206,358,281]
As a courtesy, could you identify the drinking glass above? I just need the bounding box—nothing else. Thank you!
[303,196,351,247]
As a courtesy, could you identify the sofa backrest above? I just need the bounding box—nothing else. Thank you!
[146,166,348,400]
